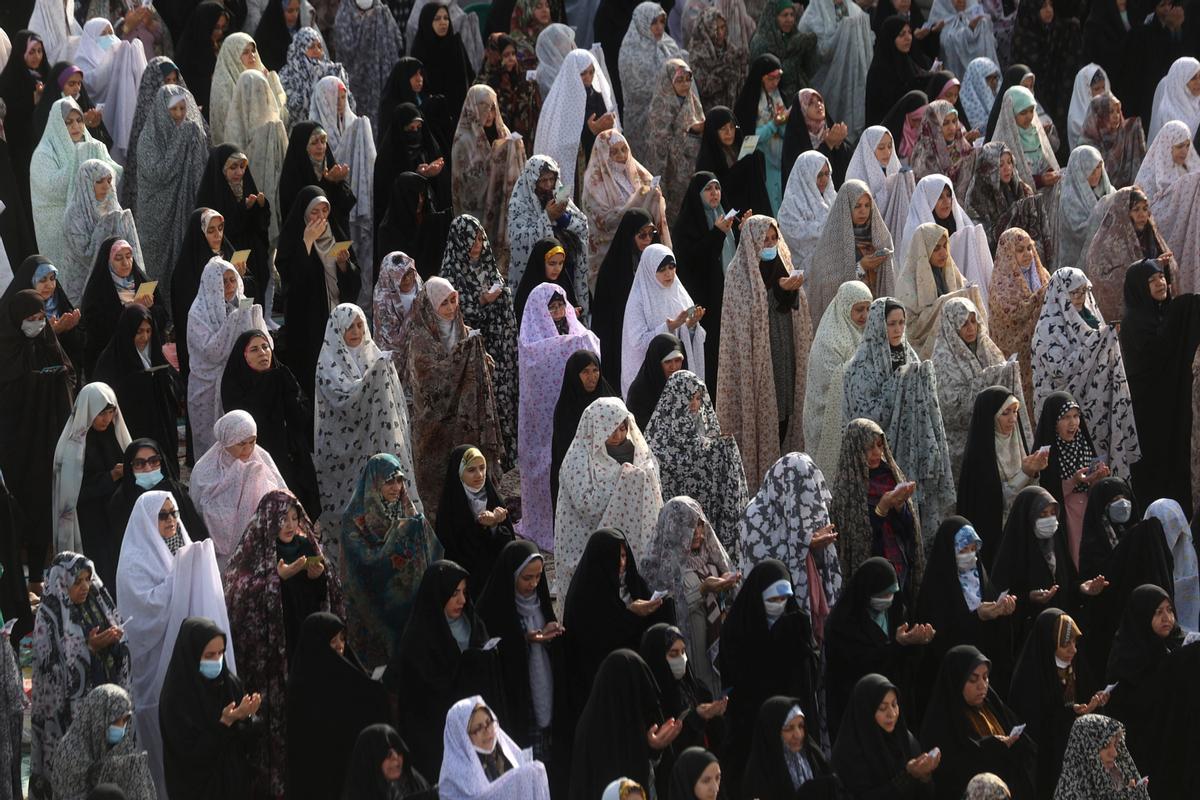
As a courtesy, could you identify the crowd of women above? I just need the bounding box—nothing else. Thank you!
[0,0,1199,798]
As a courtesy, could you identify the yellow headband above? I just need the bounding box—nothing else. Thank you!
[544,245,566,262]
[458,446,485,478]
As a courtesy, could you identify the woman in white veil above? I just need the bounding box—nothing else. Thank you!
[28,0,82,62]
[778,151,838,274]
[534,23,575,99]
[73,17,147,163]
[844,125,914,244]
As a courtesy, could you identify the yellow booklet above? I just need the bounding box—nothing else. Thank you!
[231,249,251,265]
[134,280,157,299]
[329,240,353,257]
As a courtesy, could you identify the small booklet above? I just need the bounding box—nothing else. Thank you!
[231,249,251,265]
[134,280,157,299]
[737,135,759,160]
[650,589,669,602]
[329,240,353,258]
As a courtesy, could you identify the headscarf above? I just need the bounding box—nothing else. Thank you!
[582,129,656,285]
[621,243,704,396]
[342,725,430,799]
[991,86,1059,186]
[909,101,977,197]
[778,151,838,274]
[642,58,704,220]
[1053,715,1147,800]
[830,673,924,797]
[986,226,1048,403]
[795,0,873,137]
[1135,119,1199,203]
[533,23,575,98]
[1030,267,1140,475]
[1144,499,1200,633]
[121,57,190,217]
[1079,92,1146,189]
[1082,187,1175,321]
[534,49,618,197]
[960,56,1000,131]
[688,6,748,110]
[51,382,131,554]
[1148,56,1200,144]
[893,220,979,358]
[48,683,154,800]
[333,0,403,135]
[278,27,352,124]
[899,173,994,301]
[438,697,552,799]
[207,33,280,144]
[407,1,477,118]
[372,251,424,357]
[927,0,998,77]
[314,303,420,521]
[61,158,141,303]
[618,2,683,155]
[748,0,816,99]
[72,17,146,162]
[1066,64,1110,150]
[1055,145,1114,270]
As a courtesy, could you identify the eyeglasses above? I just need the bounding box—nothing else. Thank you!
[635,228,658,240]
[131,455,162,469]
[468,717,496,737]
[158,509,179,522]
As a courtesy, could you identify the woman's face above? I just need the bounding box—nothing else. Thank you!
[548,297,568,322]
[1055,407,1080,440]
[618,543,628,575]
[1087,162,1104,188]
[816,164,831,195]
[1149,271,1169,301]
[874,132,894,166]
[688,388,703,415]
[66,110,85,142]
[124,317,152,352]
[201,635,225,663]
[330,629,345,656]
[111,247,134,278]
[221,269,238,301]
[851,193,872,226]
[1152,598,1177,637]
[1130,199,1150,231]
[478,99,496,128]
[444,579,468,618]
[437,292,460,320]
[702,181,722,208]
[284,0,301,26]
[205,216,225,251]
[307,131,328,163]
[804,93,826,125]
[92,405,116,431]
[885,308,905,346]
[35,273,56,301]
[958,311,978,343]
[874,690,899,733]
[380,472,405,502]
[516,558,543,597]
[933,186,954,219]
[929,236,949,268]
[941,112,958,142]
[893,23,912,53]
[24,39,44,70]
[781,713,807,753]
[580,64,595,87]
[243,335,273,371]
[655,260,677,288]
[609,139,630,163]
[304,36,324,58]
[468,707,497,752]
[468,228,485,260]
[63,73,82,98]
[399,269,417,293]
[306,201,330,225]
[462,457,487,491]
[635,223,657,252]
[1038,0,1054,22]
[762,68,782,94]
[225,432,257,461]
[432,7,451,36]
[223,158,247,185]
[131,446,160,475]
[164,69,180,85]
[1015,106,1036,129]
[999,152,1015,183]
[689,517,706,550]
[409,68,425,93]
[995,400,1019,435]
[712,16,728,44]
[68,569,92,605]
[1188,70,1200,97]
[865,434,885,469]
[579,362,601,392]
[240,41,258,69]
[381,749,405,781]
[343,315,366,347]
[962,663,990,707]
[169,99,187,123]
[942,84,960,104]
[717,120,737,147]
[157,499,178,539]
[1068,283,1089,310]
[1055,636,1077,665]
[276,505,300,543]
[607,418,630,446]
[693,762,721,800]
[777,6,797,32]
[545,250,566,280]
[672,67,692,97]
[1172,140,1191,166]
[212,13,229,45]
[650,13,667,38]
[1098,733,1120,767]
[533,0,553,23]
[850,300,870,328]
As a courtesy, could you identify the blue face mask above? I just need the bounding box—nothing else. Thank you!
[199,656,223,680]
[106,724,126,745]
[133,469,162,489]
[760,246,778,262]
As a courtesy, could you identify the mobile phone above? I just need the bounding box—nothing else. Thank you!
[1103,682,1119,694]
[650,589,669,601]
[685,305,696,322]
[926,747,940,759]
[650,175,662,190]
[553,184,570,205]
[304,555,323,567]
[790,269,804,278]
[723,208,738,221]
[996,590,1010,602]
[1009,723,1025,738]
[238,297,253,311]
[873,247,893,258]
[1036,445,1051,456]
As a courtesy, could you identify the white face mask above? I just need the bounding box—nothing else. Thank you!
[869,594,893,611]
[667,653,687,680]
[1054,655,1072,669]
[1034,516,1058,539]
[764,598,787,618]
[1108,499,1132,524]
[355,0,374,8]
[955,550,978,572]
[21,318,45,337]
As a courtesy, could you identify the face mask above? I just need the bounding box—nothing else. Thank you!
[98,34,120,51]
[1034,516,1058,538]
[472,738,497,756]
[955,550,978,571]
[667,653,687,680]
[1054,656,1072,669]
[106,724,126,745]
[198,656,223,680]
[355,0,374,7]
[134,468,162,489]
[764,599,787,618]
[21,318,45,337]
[869,594,893,611]
[1108,499,1132,524]
[760,246,778,261]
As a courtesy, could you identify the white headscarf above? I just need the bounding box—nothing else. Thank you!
[1148,56,1200,144]
[534,23,575,100]
[438,697,552,800]
[185,258,268,457]
[1055,145,1114,269]
[901,173,993,301]
[533,49,618,197]
[189,410,288,569]
[1067,64,1110,150]
[115,489,232,799]
[960,57,999,132]
[73,17,147,162]
[845,125,914,241]
[779,151,838,273]
[52,382,131,554]
[796,0,872,137]
[1136,120,1200,204]
[621,243,705,396]
[1144,499,1200,633]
